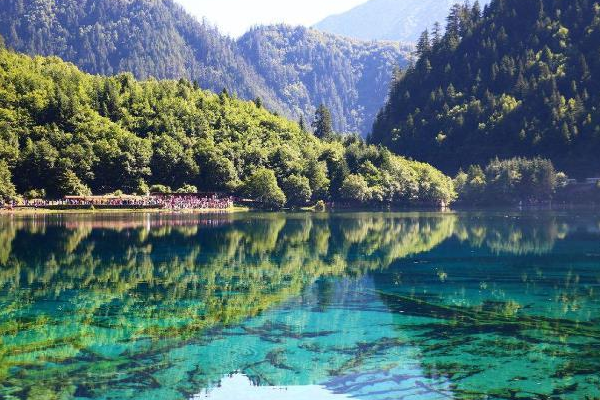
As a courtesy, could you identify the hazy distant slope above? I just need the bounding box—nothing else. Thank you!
[238,25,410,134]
[0,0,410,134]
[315,0,490,42]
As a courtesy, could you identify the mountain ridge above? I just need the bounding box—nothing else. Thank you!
[0,0,411,134]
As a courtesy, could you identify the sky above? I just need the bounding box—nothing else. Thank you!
[173,0,367,37]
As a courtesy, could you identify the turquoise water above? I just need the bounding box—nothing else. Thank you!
[0,211,599,399]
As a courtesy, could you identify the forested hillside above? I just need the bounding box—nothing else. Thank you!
[0,46,455,207]
[370,0,600,177]
[239,25,408,133]
[1,0,278,107]
[0,0,410,134]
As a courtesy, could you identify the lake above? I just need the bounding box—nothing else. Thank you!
[0,211,599,400]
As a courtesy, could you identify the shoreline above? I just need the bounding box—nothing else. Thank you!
[0,206,250,215]
[2,204,597,216]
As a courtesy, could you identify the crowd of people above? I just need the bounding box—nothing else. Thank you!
[2,194,235,210]
[159,194,234,210]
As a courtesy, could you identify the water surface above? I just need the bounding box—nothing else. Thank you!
[0,211,599,399]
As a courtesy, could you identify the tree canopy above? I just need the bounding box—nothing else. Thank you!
[0,47,455,208]
[454,157,565,205]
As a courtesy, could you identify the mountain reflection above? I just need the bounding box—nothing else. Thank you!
[0,212,599,400]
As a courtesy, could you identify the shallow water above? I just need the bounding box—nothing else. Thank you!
[0,211,599,400]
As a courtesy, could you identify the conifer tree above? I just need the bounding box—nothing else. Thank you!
[312,104,333,139]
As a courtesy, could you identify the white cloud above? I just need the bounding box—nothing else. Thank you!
[173,0,367,37]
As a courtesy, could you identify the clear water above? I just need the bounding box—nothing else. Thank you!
[0,211,599,400]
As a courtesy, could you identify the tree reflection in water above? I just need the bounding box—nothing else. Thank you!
[0,211,598,400]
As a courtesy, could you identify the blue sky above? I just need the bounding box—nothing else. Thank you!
[173,0,367,37]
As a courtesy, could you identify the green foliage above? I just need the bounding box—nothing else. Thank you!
[176,184,199,194]
[239,25,411,134]
[151,134,198,189]
[0,47,454,208]
[282,175,312,206]
[195,144,240,191]
[455,165,487,204]
[149,185,172,195]
[312,104,333,139]
[306,159,330,200]
[0,160,16,202]
[340,174,370,202]
[23,189,45,200]
[134,179,150,196]
[455,157,563,205]
[243,168,287,209]
[299,116,307,132]
[371,0,600,178]
[56,169,92,197]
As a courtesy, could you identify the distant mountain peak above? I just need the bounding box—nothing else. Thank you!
[314,0,491,43]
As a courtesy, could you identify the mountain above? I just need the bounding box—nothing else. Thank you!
[0,0,411,134]
[0,45,455,206]
[238,25,408,134]
[314,0,491,43]
[370,0,600,178]
[0,0,277,107]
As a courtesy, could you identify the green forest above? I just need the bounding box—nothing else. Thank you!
[0,0,587,208]
[454,157,566,205]
[0,0,410,134]
[0,44,455,207]
[370,0,600,178]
